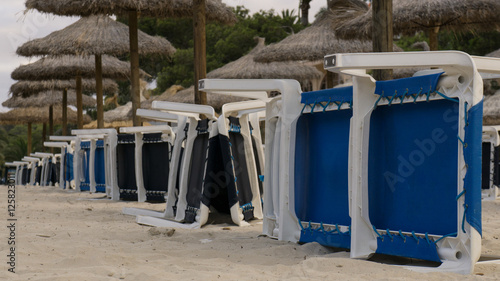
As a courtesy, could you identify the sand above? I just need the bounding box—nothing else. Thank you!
[1,185,499,280]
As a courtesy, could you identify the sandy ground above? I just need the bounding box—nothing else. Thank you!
[1,185,500,280]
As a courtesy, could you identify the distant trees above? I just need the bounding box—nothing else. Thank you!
[118,6,305,96]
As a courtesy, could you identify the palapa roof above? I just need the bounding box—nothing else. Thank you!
[104,102,133,122]
[0,106,91,125]
[253,4,372,63]
[335,0,500,40]
[486,49,500,58]
[207,37,323,83]
[25,0,237,24]
[10,78,119,97]
[3,90,95,108]
[17,15,176,57]
[483,90,500,125]
[11,55,149,80]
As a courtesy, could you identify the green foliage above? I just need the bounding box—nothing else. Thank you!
[395,32,429,51]
[438,31,500,56]
[118,6,305,97]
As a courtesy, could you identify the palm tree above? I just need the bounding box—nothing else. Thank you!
[300,0,313,26]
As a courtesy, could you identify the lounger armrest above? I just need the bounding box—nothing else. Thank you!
[120,125,173,134]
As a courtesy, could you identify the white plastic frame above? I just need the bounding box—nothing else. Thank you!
[324,51,500,274]
[200,79,302,237]
[482,126,500,200]
[72,129,118,196]
[119,125,175,202]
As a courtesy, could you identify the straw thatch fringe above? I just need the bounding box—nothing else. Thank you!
[25,0,237,24]
[3,90,95,108]
[17,16,176,57]
[253,7,372,63]
[207,37,322,83]
[335,0,500,40]
[104,102,133,122]
[0,106,91,125]
[484,90,500,125]
[11,55,149,81]
[486,49,500,58]
[10,79,119,96]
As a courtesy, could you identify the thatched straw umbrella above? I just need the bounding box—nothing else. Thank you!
[25,0,236,124]
[0,106,91,155]
[11,55,148,81]
[3,90,95,108]
[483,90,500,125]
[17,15,174,129]
[10,79,118,97]
[253,6,372,88]
[11,55,147,131]
[335,0,500,51]
[208,37,323,90]
[10,78,117,138]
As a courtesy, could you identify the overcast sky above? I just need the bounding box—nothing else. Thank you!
[0,1,324,112]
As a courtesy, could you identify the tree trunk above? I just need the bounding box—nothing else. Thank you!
[194,0,207,106]
[76,75,83,129]
[95,54,104,129]
[300,0,310,26]
[62,88,68,136]
[372,0,393,81]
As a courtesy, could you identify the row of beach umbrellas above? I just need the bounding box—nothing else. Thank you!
[3,0,500,155]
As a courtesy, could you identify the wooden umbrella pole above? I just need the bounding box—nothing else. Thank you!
[27,122,32,156]
[372,0,393,81]
[194,0,207,106]
[428,26,440,51]
[49,105,54,136]
[76,75,83,129]
[62,88,68,136]
[129,10,141,126]
[42,123,46,152]
[95,54,104,128]
[49,105,54,153]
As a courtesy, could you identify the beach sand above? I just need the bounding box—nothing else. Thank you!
[1,185,499,280]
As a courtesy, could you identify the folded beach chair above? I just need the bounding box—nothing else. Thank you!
[324,51,499,274]
[49,136,77,190]
[12,161,29,186]
[5,162,21,185]
[44,141,73,189]
[72,129,118,195]
[119,125,175,202]
[21,157,40,186]
[200,79,301,237]
[149,102,218,227]
[30,153,57,186]
[481,126,500,200]
[215,100,266,224]
[122,109,189,217]
[3,163,17,184]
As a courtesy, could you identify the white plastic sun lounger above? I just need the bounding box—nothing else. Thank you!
[72,129,117,195]
[481,126,500,200]
[119,125,175,202]
[324,51,499,274]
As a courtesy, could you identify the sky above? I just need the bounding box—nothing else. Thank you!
[0,1,324,113]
